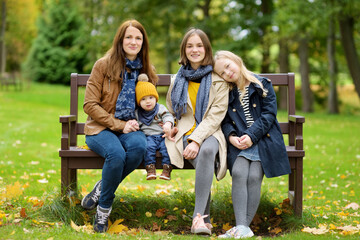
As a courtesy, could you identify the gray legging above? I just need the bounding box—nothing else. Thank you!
[184,136,218,223]
[232,156,264,226]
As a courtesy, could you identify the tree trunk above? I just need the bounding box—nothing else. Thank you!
[278,37,289,110]
[260,0,273,73]
[164,17,172,74]
[0,0,6,75]
[338,15,360,98]
[327,10,339,114]
[298,37,313,112]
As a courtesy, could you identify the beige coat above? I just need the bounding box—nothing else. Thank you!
[165,73,229,180]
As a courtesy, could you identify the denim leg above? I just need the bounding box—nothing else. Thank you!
[118,131,147,180]
[158,137,171,165]
[144,135,157,166]
[86,130,146,208]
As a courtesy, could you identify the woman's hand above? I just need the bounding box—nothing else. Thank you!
[123,119,139,133]
[183,141,199,160]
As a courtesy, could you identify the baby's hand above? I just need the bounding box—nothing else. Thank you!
[162,122,173,141]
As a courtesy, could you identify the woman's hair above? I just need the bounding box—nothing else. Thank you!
[105,19,158,85]
[179,28,214,67]
[214,50,267,103]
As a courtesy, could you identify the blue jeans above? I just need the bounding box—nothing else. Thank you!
[145,135,170,166]
[86,129,146,208]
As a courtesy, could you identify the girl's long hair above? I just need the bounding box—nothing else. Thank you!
[105,19,158,85]
[214,50,267,103]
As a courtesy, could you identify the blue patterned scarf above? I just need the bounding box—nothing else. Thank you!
[171,64,213,123]
[114,57,142,120]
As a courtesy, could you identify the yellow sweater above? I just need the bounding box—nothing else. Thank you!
[185,81,200,135]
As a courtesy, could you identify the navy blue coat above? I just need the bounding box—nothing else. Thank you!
[221,74,291,178]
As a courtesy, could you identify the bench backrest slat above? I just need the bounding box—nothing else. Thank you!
[70,73,294,142]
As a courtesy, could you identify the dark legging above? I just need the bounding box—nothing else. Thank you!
[231,156,264,226]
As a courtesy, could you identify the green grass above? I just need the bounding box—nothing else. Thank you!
[1,82,360,239]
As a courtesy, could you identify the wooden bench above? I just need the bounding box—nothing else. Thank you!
[59,73,305,216]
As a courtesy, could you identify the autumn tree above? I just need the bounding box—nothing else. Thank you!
[24,0,88,84]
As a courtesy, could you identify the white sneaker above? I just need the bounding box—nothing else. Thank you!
[218,226,237,238]
[218,225,254,239]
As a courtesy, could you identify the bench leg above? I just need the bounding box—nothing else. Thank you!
[294,157,303,216]
[288,157,303,217]
[61,157,78,196]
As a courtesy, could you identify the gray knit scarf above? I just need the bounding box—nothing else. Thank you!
[171,64,213,123]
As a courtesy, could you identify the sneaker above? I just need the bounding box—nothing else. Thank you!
[146,164,156,180]
[93,205,112,233]
[191,213,211,235]
[159,164,172,180]
[81,180,102,210]
[218,225,254,239]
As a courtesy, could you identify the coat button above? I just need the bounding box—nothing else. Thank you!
[253,103,257,108]
[267,133,270,137]
[233,121,236,125]
[232,108,236,112]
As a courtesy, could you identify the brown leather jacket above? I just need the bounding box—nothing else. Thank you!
[83,57,126,135]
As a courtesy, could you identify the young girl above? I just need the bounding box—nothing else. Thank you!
[165,28,229,235]
[214,50,291,238]
[81,19,158,233]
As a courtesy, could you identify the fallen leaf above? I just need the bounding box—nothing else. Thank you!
[155,208,166,218]
[274,207,282,215]
[302,224,329,235]
[222,222,232,231]
[145,212,152,217]
[344,203,359,210]
[166,215,177,221]
[70,220,81,232]
[37,178,48,184]
[108,219,129,234]
[269,227,282,234]
[152,222,161,231]
[20,208,27,218]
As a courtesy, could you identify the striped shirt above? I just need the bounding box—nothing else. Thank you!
[239,86,254,128]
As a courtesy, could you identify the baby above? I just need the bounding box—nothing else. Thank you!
[135,74,174,180]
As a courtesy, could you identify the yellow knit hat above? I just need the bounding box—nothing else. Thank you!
[135,74,159,105]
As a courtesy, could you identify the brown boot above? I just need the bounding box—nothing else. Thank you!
[146,164,156,180]
[159,164,172,180]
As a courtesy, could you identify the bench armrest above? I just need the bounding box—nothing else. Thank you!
[60,115,77,150]
[289,115,305,124]
[288,115,305,151]
[60,115,77,123]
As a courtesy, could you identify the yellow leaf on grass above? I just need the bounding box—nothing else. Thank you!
[108,219,129,234]
[70,220,81,232]
[137,185,146,192]
[222,222,232,231]
[269,227,282,234]
[1,182,23,200]
[329,224,337,230]
[145,212,152,217]
[338,211,349,216]
[274,208,282,215]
